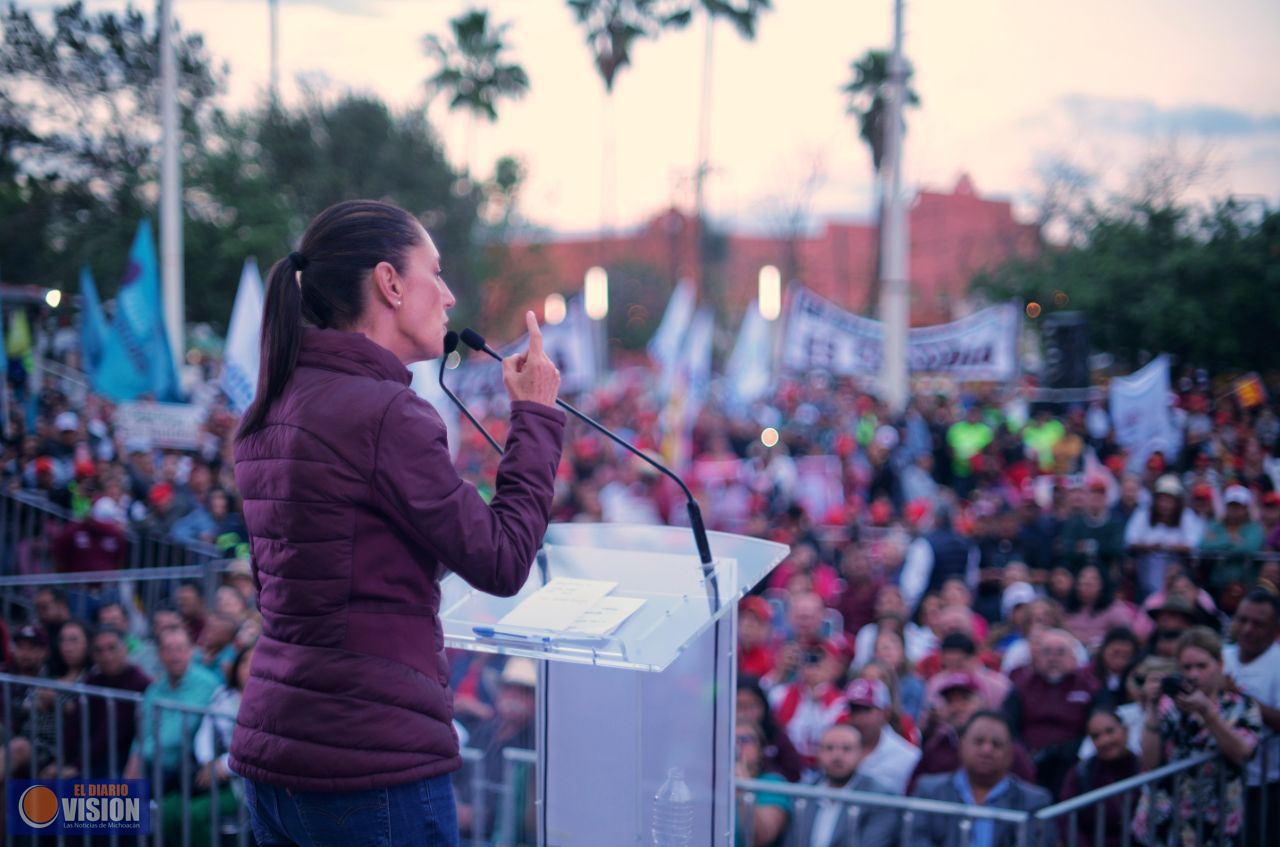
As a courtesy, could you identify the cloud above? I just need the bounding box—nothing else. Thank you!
[1058,95,1280,137]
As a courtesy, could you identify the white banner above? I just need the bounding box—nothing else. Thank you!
[452,298,599,400]
[781,286,1021,381]
[725,301,776,411]
[648,278,696,399]
[1110,355,1182,469]
[115,402,207,451]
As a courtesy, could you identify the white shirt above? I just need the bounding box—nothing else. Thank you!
[1223,641,1280,785]
[856,725,920,794]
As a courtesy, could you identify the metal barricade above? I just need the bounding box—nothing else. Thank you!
[735,775,1037,847]
[0,490,224,579]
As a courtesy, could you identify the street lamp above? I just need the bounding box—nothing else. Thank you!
[544,293,567,325]
[758,265,781,321]
[584,266,608,320]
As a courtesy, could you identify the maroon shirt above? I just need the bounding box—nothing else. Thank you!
[230,328,565,792]
[1005,666,1100,752]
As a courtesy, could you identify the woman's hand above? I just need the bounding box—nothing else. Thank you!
[1142,674,1165,712]
[503,312,560,407]
[1175,689,1216,720]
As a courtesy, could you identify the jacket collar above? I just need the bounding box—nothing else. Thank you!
[297,327,411,386]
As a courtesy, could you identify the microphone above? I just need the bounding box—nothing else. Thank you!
[459,327,715,569]
[438,331,503,456]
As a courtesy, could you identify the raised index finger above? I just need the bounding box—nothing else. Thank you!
[525,310,543,355]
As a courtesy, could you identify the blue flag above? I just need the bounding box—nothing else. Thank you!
[78,266,109,373]
[92,221,180,401]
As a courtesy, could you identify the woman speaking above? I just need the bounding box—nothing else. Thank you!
[228,200,564,846]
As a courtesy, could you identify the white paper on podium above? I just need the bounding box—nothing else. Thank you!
[496,578,619,631]
[563,596,646,636]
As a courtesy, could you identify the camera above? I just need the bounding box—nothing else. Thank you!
[1161,673,1192,699]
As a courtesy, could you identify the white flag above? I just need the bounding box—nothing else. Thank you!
[648,278,696,396]
[726,301,776,411]
[1109,355,1182,470]
[220,259,265,412]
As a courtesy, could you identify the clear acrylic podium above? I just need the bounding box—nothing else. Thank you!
[440,523,789,846]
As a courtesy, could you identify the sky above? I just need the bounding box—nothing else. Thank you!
[70,0,1280,234]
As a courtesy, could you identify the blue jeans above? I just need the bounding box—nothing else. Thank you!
[244,775,460,847]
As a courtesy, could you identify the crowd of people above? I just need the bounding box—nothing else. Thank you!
[3,341,1280,845]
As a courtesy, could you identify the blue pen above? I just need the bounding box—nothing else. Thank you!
[473,626,549,643]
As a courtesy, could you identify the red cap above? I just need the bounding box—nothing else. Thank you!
[869,500,893,526]
[739,596,773,623]
[74,460,97,480]
[935,671,981,695]
[905,499,932,525]
[1086,477,1108,493]
[1262,492,1280,508]
[1192,484,1214,500]
[148,482,174,506]
[34,456,55,475]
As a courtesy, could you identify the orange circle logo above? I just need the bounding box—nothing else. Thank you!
[18,785,60,828]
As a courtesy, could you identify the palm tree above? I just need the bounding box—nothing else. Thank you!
[842,49,919,316]
[566,1,688,238]
[423,8,529,175]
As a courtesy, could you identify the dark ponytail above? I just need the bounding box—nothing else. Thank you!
[236,200,425,440]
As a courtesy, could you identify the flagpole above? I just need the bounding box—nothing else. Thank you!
[160,0,185,382]
[879,0,909,413]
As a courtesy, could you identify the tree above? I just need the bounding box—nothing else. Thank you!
[423,8,529,174]
[971,197,1280,372]
[187,92,482,328]
[0,1,223,291]
[841,49,919,315]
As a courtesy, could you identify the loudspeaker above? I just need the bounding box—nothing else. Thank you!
[1042,312,1089,389]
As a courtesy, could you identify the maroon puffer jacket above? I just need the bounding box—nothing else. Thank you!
[228,328,564,791]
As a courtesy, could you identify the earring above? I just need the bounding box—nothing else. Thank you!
[396,300,402,309]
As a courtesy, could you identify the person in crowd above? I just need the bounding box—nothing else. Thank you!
[1064,565,1146,651]
[213,584,252,626]
[738,596,778,680]
[833,543,883,639]
[1000,601,1089,675]
[1144,594,1198,658]
[1059,477,1126,574]
[1141,564,1220,628]
[175,581,208,645]
[1003,628,1099,795]
[1222,588,1280,846]
[768,640,848,766]
[1081,655,1175,760]
[909,711,1054,847]
[1125,474,1202,599]
[852,586,936,670]
[946,406,993,498]
[1057,708,1141,847]
[921,632,1010,711]
[1136,627,1261,847]
[0,624,49,775]
[1200,484,1266,595]
[1261,492,1280,551]
[32,588,71,675]
[911,673,1036,791]
[900,506,979,615]
[734,722,791,847]
[192,612,239,683]
[27,618,92,777]
[858,661,922,745]
[1091,627,1140,706]
[790,723,898,847]
[843,678,920,794]
[224,559,259,609]
[79,626,151,776]
[123,627,220,789]
[736,677,803,783]
[872,628,926,721]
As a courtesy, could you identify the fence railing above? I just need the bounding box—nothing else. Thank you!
[737,738,1279,847]
[1,490,224,578]
[3,667,1273,847]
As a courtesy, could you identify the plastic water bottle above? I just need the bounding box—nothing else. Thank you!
[651,766,694,846]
